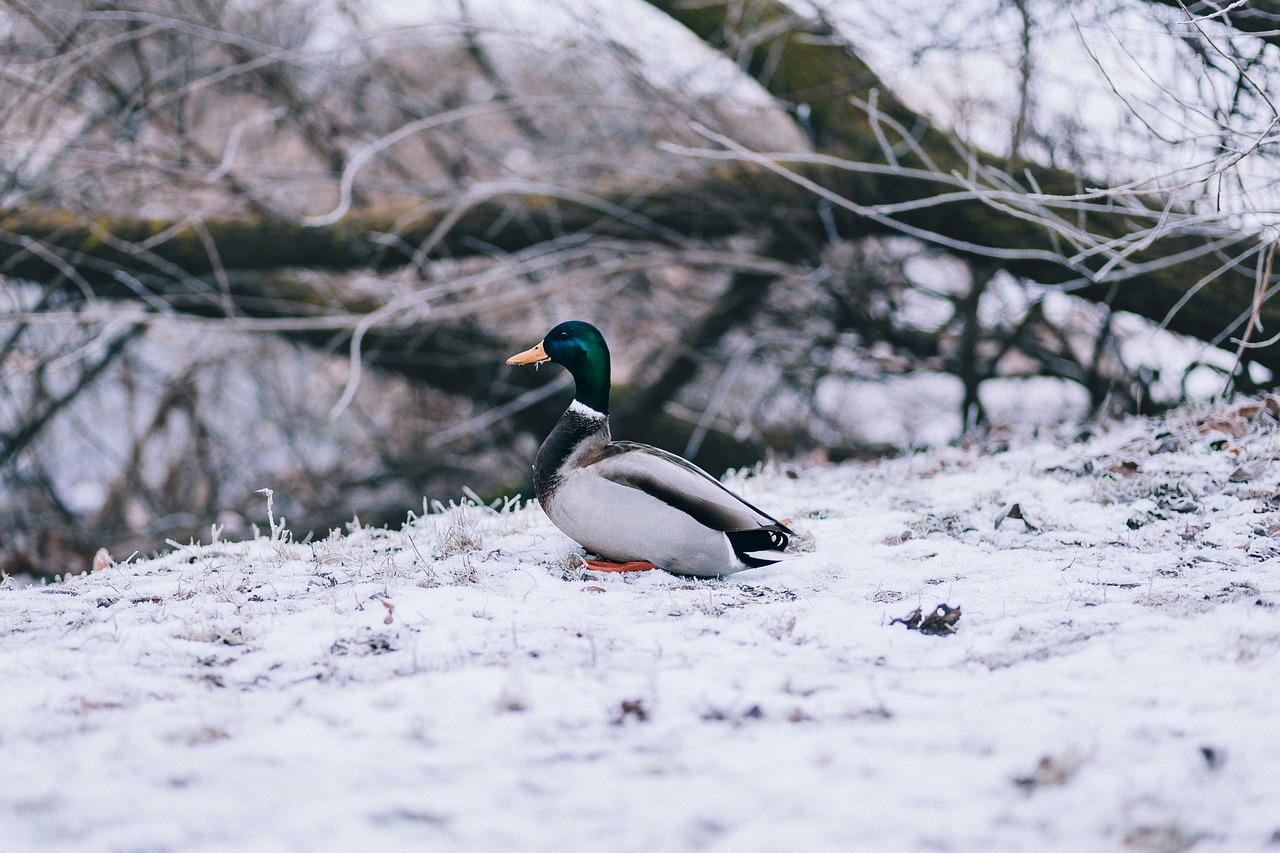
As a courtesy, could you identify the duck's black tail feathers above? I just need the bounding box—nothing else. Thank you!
[727,525,792,568]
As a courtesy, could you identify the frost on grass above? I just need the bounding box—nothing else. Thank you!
[1,399,1279,851]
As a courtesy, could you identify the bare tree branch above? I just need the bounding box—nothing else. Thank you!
[1148,0,1280,51]
[643,0,1277,376]
[0,324,143,467]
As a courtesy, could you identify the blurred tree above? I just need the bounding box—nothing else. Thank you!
[1,0,1276,577]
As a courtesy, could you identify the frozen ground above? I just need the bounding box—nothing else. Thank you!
[2,398,1279,852]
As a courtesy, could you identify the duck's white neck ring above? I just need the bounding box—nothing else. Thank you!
[568,399,607,420]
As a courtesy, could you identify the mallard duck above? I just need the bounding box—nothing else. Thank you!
[506,320,792,577]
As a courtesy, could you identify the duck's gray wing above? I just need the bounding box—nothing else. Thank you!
[592,441,791,536]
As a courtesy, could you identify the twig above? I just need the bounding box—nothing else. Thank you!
[0,325,143,467]
[425,374,573,450]
[1223,239,1276,395]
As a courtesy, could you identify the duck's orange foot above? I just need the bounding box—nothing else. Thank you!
[583,558,659,573]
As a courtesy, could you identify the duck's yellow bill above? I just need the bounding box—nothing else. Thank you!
[506,340,550,365]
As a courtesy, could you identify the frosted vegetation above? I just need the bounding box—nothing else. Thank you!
[3,397,1278,850]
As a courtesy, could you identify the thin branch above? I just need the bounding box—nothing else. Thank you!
[0,324,143,468]
[1224,239,1276,392]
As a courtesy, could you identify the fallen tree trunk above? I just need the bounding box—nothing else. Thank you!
[3,159,1274,379]
[644,0,1275,375]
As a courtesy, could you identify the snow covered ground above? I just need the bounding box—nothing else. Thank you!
[3,398,1279,852]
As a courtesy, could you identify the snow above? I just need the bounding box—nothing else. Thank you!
[3,400,1279,852]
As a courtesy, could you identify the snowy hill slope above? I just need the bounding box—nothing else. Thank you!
[2,399,1279,852]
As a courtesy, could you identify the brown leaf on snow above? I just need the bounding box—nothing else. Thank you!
[613,699,649,724]
[1227,401,1266,420]
[891,603,961,635]
[1196,417,1247,438]
[1013,753,1082,792]
[1106,460,1142,477]
[892,608,923,629]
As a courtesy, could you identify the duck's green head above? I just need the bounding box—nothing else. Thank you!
[506,320,611,414]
